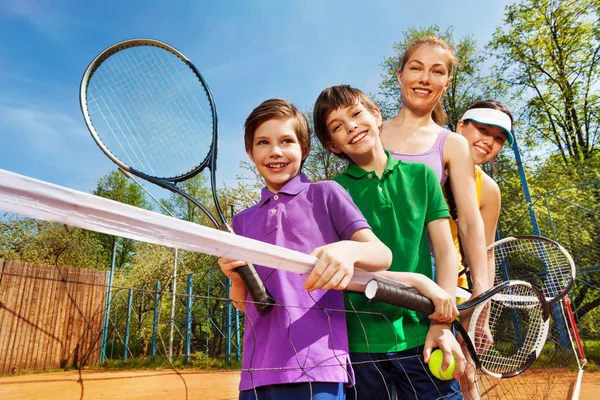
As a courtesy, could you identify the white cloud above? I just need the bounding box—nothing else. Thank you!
[0,0,87,44]
[0,104,84,155]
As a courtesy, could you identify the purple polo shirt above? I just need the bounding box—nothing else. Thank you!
[232,173,370,391]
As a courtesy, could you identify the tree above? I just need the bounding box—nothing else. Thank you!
[92,170,152,270]
[489,0,600,325]
[376,25,505,130]
[303,111,348,182]
[0,170,152,270]
[222,161,263,213]
[0,216,108,269]
[489,0,600,165]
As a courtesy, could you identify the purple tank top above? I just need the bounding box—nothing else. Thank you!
[388,129,449,185]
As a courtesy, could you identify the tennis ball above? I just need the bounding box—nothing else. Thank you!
[428,349,456,381]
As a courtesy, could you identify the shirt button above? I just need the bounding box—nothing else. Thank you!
[274,195,279,200]
[367,174,372,179]
[378,187,383,192]
[271,209,277,214]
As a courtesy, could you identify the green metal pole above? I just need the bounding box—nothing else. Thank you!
[100,239,117,363]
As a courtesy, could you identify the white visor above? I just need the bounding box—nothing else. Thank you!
[460,108,514,145]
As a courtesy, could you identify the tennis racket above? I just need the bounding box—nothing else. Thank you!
[79,38,274,310]
[365,279,550,378]
[490,236,575,304]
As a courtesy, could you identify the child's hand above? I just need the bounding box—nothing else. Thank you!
[461,304,494,355]
[218,257,247,284]
[423,322,466,380]
[413,275,459,323]
[304,241,355,292]
[218,257,249,312]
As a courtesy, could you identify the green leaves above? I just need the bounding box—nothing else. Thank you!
[489,0,600,164]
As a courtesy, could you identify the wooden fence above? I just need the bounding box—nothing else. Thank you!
[0,260,107,374]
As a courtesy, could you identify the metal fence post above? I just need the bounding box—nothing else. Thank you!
[227,278,232,363]
[124,288,133,360]
[185,274,193,364]
[100,240,117,363]
[151,281,160,361]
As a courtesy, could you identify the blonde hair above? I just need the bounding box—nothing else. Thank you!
[399,36,457,126]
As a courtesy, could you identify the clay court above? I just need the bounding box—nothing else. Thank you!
[1,368,599,400]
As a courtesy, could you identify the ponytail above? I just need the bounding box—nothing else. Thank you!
[432,100,447,126]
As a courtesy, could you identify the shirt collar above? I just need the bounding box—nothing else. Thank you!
[342,151,399,179]
[257,173,311,207]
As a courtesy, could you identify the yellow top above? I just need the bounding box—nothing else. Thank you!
[449,165,483,289]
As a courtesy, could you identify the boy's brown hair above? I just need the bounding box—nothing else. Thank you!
[313,85,379,160]
[244,99,311,162]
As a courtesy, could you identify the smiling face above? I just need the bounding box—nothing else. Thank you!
[247,118,306,193]
[397,43,452,115]
[457,120,507,165]
[325,102,382,159]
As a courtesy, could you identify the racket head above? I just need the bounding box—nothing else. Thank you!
[466,280,550,378]
[80,38,218,181]
[490,235,576,304]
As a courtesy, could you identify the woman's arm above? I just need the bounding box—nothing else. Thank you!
[445,133,489,297]
[479,172,502,287]
[427,218,459,299]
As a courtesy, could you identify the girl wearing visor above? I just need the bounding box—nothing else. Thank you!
[450,100,514,294]
[450,100,513,400]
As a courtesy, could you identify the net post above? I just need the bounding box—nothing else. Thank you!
[151,281,160,361]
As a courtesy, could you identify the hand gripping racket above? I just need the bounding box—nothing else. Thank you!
[79,38,274,310]
[365,279,550,378]
[490,236,575,304]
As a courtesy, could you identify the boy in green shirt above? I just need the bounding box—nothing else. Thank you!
[313,85,465,399]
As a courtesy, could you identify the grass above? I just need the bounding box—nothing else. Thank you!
[0,354,241,378]
[583,339,600,372]
[98,353,242,371]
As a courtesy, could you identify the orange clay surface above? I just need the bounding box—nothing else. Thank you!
[0,368,599,399]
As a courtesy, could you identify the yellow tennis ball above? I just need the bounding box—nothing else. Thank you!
[428,349,456,381]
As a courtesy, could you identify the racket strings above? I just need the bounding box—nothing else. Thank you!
[493,238,574,302]
[471,284,547,375]
[110,49,205,175]
[86,45,215,179]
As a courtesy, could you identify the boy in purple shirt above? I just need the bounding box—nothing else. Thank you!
[218,98,392,400]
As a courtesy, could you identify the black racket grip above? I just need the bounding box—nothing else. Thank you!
[364,279,435,315]
[236,264,275,311]
[217,224,274,311]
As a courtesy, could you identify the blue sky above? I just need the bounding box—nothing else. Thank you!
[0,0,514,198]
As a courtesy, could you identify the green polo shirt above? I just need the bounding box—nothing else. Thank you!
[334,151,450,353]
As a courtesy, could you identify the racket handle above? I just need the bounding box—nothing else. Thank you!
[217,224,274,311]
[365,279,435,315]
[236,264,275,311]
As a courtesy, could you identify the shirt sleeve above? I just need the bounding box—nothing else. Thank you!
[325,181,371,240]
[424,165,451,224]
